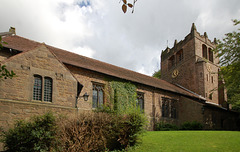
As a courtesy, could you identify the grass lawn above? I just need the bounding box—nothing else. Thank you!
[129,131,240,152]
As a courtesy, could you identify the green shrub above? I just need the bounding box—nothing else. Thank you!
[155,122,179,131]
[1,112,59,152]
[110,112,147,150]
[180,121,203,130]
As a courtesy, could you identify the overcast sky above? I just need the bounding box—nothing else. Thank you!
[0,0,240,76]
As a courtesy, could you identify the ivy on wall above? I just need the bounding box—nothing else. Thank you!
[100,81,140,114]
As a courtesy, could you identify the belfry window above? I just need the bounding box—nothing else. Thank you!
[168,55,175,69]
[33,75,53,102]
[202,44,207,59]
[208,48,214,63]
[176,49,183,63]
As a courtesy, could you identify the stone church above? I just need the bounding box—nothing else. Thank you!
[0,25,239,134]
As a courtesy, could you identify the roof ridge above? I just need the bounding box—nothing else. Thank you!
[2,34,204,101]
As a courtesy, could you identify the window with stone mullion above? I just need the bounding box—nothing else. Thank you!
[92,83,104,108]
[33,75,42,101]
[44,77,52,102]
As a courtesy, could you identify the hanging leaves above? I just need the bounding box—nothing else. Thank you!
[120,0,137,13]
[127,3,133,8]
[122,4,127,13]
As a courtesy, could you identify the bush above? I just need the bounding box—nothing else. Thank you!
[58,111,147,152]
[180,121,203,130]
[155,122,179,131]
[111,112,147,150]
[58,112,115,152]
[0,112,59,152]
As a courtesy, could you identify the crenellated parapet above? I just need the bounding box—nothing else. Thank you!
[161,23,217,61]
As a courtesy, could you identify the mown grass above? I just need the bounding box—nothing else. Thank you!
[129,131,240,152]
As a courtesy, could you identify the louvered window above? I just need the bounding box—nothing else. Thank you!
[44,77,52,102]
[33,75,42,101]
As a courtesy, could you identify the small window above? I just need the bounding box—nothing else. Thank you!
[211,76,214,83]
[209,93,213,100]
[44,77,52,102]
[137,92,144,111]
[33,75,42,101]
[92,83,104,108]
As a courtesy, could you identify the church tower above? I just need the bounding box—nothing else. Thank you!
[161,23,227,107]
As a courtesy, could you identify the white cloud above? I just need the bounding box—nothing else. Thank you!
[0,0,240,76]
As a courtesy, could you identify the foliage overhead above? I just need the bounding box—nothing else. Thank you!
[214,19,240,110]
[121,0,137,13]
[152,69,161,79]
[0,36,16,80]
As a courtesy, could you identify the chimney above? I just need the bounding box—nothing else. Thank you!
[9,27,16,35]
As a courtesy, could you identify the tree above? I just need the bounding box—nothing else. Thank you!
[152,69,161,79]
[215,19,240,111]
[0,36,16,80]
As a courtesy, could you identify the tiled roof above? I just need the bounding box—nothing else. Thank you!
[2,35,205,101]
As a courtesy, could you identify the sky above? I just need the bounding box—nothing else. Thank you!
[0,0,240,76]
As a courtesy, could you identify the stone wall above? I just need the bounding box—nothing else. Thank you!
[204,105,239,130]
[0,45,77,107]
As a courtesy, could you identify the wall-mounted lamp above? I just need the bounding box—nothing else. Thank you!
[81,93,89,101]
[75,93,89,108]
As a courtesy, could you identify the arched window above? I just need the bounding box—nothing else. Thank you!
[33,75,42,101]
[202,44,207,59]
[44,77,52,102]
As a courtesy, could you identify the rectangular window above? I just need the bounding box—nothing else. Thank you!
[211,76,214,83]
[33,75,42,101]
[44,77,52,102]
[162,97,177,118]
[137,92,144,111]
[33,75,53,102]
[92,83,104,108]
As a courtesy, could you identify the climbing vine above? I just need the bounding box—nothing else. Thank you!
[98,81,140,114]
